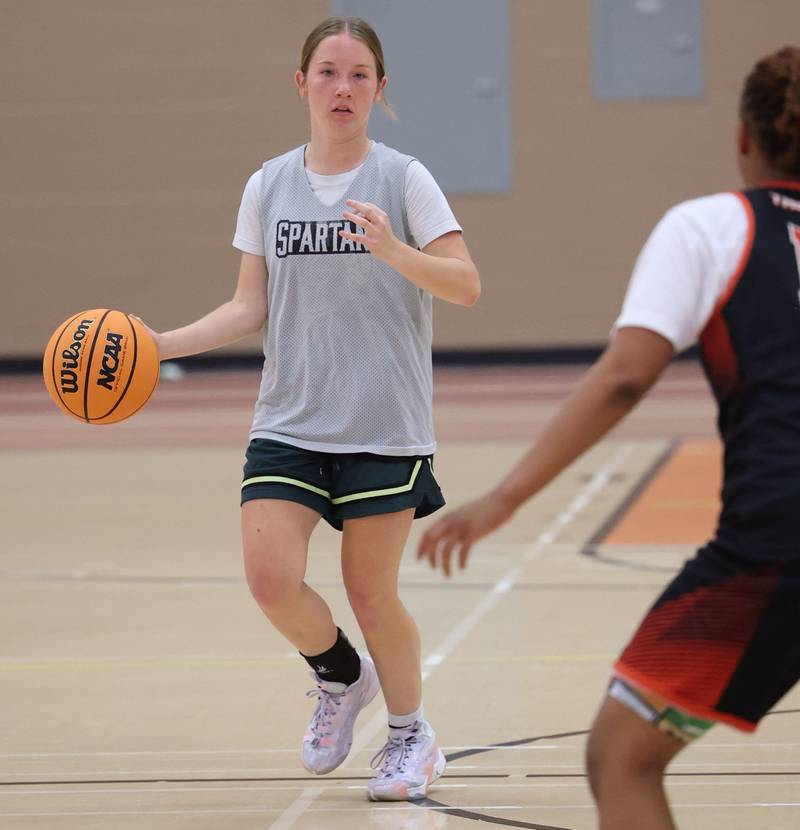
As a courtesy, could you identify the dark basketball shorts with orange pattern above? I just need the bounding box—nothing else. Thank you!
[613,541,800,732]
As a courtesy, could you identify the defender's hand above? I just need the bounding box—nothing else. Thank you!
[417,493,517,577]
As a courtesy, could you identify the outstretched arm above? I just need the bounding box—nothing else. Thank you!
[154,253,268,360]
[417,327,674,575]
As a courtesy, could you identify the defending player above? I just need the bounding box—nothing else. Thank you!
[149,17,480,801]
[418,45,800,829]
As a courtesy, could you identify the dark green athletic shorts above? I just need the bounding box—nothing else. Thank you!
[241,438,445,531]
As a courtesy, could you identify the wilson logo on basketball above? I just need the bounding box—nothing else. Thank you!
[96,332,125,391]
[59,318,94,394]
[44,308,159,424]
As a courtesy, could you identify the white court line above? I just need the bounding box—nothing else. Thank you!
[266,787,322,830]
[2,802,800,818]
[266,447,632,830]
[5,779,800,799]
[0,743,566,760]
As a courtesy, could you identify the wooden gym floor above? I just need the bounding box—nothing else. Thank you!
[1,361,798,829]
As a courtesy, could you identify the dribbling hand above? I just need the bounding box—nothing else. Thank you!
[130,315,163,359]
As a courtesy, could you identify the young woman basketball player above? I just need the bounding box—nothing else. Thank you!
[418,45,800,829]
[148,17,479,801]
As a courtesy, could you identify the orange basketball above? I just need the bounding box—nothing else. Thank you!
[42,309,159,424]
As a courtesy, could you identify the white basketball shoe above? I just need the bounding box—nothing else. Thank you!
[367,719,446,801]
[301,654,380,775]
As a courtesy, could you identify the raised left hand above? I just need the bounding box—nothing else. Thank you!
[341,199,400,263]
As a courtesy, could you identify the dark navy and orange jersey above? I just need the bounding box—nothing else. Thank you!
[699,183,800,559]
[614,182,800,732]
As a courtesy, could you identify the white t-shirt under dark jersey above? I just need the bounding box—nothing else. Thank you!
[614,192,750,352]
[233,153,461,255]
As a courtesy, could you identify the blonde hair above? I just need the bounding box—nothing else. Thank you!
[299,16,397,120]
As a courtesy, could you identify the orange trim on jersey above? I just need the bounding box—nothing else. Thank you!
[697,191,756,400]
[612,662,758,733]
[715,191,756,309]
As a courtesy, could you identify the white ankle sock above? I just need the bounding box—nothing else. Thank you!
[388,704,424,733]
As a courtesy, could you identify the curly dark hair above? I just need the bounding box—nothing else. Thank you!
[740,46,800,178]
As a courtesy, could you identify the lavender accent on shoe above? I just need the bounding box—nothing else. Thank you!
[301,653,380,775]
[367,719,446,801]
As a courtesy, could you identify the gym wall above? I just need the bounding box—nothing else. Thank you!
[2,0,796,358]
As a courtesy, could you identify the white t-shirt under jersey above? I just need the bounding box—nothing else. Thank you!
[614,192,750,352]
[233,153,461,255]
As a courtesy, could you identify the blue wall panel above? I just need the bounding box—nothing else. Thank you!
[592,0,705,100]
[330,0,512,193]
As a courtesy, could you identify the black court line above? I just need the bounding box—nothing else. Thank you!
[414,731,589,830]
[581,439,681,574]
[417,798,574,830]
[445,730,588,763]
[664,771,800,777]
[4,706,795,830]
[425,708,799,829]
[6,709,796,788]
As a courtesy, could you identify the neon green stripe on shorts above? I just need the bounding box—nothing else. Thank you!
[241,475,331,499]
[331,459,423,505]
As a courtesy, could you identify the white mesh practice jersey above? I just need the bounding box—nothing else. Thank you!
[245,142,449,455]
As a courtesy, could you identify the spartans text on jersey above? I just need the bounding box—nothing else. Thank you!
[275,220,368,257]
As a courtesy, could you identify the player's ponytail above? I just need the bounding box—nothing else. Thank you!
[740,46,800,179]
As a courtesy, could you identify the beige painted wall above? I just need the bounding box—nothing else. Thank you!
[2,1,797,357]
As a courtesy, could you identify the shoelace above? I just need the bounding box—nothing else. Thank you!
[370,733,418,777]
[305,686,343,737]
